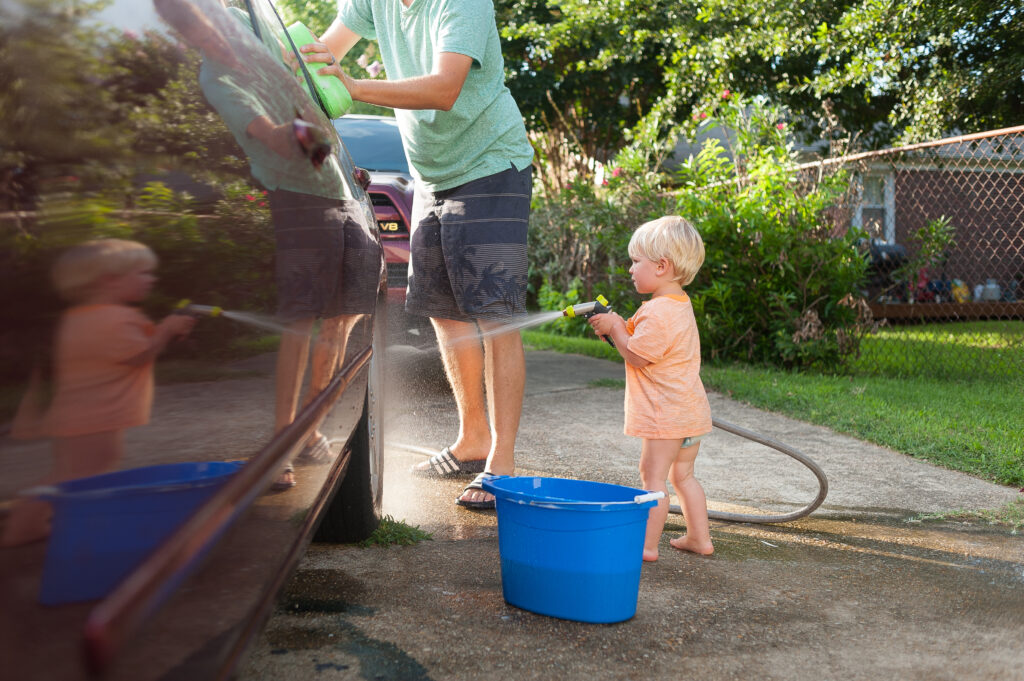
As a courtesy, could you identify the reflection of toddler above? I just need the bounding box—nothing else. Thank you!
[1,239,195,547]
[589,216,713,561]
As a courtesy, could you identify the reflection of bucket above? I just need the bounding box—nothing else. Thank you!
[33,461,242,605]
[481,476,661,623]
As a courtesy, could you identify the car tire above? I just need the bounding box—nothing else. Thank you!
[314,305,386,543]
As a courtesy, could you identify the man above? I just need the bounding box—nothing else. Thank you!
[305,0,534,508]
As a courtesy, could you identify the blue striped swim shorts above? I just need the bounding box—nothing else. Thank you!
[405,164,532,322]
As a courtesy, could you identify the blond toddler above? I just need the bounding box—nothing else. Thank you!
[589,216,714,560]
[2,239,196,546]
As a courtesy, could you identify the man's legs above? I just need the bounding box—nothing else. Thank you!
[272,318,313,487]
[480,320,524,477]
[429,317,524,505]
[274,318,315,435]
[298,315,355,441]
[429,317,492,464]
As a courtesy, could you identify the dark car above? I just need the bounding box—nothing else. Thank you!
[1,0,386,678]
[332,115,437,349]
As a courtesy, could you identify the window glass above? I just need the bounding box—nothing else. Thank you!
[863,176,885,206]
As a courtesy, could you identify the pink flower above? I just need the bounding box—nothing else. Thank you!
[245,194,255,202]
[776,123,785,130]
[611,167,622,178]
[258,201,267,207]
[366,61,383,77]
[699,112,708,119]
[722,89,730,99]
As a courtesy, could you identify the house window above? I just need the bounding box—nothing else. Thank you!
[854,173,895,242]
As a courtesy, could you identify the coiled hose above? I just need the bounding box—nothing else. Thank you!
[392,418,828,525]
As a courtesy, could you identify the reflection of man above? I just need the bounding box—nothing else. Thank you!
[306,0,534,509]
[155,0,375,489]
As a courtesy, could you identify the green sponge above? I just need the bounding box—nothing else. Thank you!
[283,22,353,119]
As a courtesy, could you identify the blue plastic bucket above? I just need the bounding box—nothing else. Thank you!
[33,461,242,605]
[481,476,661,623]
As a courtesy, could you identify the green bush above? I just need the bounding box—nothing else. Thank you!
[674,96,870,368]
[529,95,872,371]
[0,182,276,381]
[528,167,673,337]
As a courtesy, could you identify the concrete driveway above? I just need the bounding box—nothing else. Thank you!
[239,349,1024,681]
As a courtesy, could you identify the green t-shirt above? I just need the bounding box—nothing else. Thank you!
[338,0,534,191]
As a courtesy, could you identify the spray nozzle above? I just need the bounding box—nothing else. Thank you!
[562,294,611,319]
[562,295,616,348]
[175,299,222,318]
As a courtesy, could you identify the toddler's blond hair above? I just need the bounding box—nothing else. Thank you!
[52,239,158,303]
[628,216,705,285]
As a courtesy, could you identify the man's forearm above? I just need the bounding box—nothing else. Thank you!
[314,22,471,111]
[347,72,464,111]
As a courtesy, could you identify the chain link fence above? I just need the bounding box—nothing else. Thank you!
[801,126,1024,380]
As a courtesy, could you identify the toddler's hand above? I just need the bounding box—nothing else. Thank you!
[160,314,197,338]
[589,311,622,337]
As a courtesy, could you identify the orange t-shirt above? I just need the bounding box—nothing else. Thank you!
[623,293,711,440]
[12,304,156,439]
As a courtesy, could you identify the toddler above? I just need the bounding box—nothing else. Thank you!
[1,239,196,546]
[589,216,714,560]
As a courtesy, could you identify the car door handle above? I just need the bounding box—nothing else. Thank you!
[292,118,331,169]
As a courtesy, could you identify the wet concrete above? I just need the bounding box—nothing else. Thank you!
[239,349,1024,681]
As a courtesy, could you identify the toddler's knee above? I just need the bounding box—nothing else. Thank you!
[671,464,695,485]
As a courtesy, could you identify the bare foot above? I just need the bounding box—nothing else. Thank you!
[642,548,659,562]
[669,535,714,555]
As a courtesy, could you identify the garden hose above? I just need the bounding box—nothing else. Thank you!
[390,418,828,525]
[680,417,829,524]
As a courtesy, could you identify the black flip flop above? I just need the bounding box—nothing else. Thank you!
[456,472,497,510]
[411,446,487,477]
[269,464,296,492]
[296,434,335,464]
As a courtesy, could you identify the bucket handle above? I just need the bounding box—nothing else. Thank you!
[525,491,665,507]
[19,485,60,499]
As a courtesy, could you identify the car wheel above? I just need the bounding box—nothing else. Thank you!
[314,306,386,543]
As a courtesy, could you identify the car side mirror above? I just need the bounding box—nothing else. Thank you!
[353,167,371,191]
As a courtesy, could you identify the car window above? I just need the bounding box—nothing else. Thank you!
[334,118,411,174]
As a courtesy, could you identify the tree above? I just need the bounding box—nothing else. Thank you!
[276,0,1022,183]
[703,0,1024,146]
[501,0,1024,183]
[498,0,709,190]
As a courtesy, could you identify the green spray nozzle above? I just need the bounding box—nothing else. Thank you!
[175,299,222,318]
[562,294,611,319]
[562,295,615,347]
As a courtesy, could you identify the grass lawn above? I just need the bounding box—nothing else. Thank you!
[523,325,1024,489]
[850,320,1024,381]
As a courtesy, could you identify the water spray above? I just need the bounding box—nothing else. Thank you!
[562,294,616,347]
